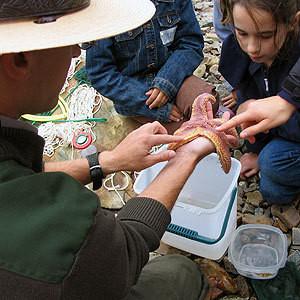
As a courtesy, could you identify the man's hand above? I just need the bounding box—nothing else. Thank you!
[146,88,169,109]
[168,104,183,122]
[217,96,296,144]
[172,102,238,161]
[102,121,183,173]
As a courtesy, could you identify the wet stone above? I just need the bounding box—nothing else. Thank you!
[273,217,289,233]
[223,256,238,275]
[288,250,300,270]
[292,227,300,245]
[245,190,263,207]
[264,206,271,217]
[237,213,243,226]
[242,203,255,214]
[233,275,251,298]
[196,259,238,295]
[242,214,273,226]
[254,207,264,216]
[271,204,300,229]
[244,182,259,193]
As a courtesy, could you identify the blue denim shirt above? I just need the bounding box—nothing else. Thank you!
[219,34,300,153]
[86,0,204,122]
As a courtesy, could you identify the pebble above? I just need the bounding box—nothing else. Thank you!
[292,227,300,245]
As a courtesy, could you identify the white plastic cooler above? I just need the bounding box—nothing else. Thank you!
[134,153,241,260]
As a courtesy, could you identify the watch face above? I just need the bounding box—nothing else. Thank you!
[80,144,98,158]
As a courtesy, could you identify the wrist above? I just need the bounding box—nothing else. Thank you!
[98,150,119,176]
[276,95,296,112]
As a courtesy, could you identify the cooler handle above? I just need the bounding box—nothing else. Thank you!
[166,187,237,245]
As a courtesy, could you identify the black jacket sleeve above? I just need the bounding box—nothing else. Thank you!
[62,197,171,300]
[278,57,300,109]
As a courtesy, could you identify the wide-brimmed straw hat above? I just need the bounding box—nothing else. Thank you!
[0,0,155,54]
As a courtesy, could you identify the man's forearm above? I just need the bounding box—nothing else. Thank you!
[138,136,215,211]
[139,155,197,211]
[44,151,117,185]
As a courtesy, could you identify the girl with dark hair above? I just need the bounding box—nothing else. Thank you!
[219,0,300,204]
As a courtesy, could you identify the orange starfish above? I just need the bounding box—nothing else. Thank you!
[168,93,238,173]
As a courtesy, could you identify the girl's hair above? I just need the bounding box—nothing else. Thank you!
[220,0,300,57]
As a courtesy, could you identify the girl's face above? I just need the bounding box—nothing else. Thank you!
[233,4,288,67]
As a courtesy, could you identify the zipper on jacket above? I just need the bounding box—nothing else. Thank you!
[263,67,270,95]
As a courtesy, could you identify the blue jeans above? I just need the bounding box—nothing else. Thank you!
[258,138,300,204]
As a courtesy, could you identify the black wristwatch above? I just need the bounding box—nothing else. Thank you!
[86,152,105,190]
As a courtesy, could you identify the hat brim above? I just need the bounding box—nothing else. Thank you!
[0,0,155,54]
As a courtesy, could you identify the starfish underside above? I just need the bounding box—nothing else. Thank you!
[168,93,238,173]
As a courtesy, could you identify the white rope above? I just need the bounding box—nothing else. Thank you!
[103,171,131,206]
[38,122,96,157]
[60,55,82,93]
[38,84,103,157]
[67,84,101,120]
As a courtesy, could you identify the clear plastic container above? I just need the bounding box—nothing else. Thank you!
[228,224,288,279]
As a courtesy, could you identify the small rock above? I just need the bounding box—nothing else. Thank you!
[242,203,255,214]
[292,227,300,245]
[206,32,220,41]
[245,191,264,207]
[209,64,219,76]
[273,217,289,233]
[223,256,238,275]
[288,250,300,270]
[244,183,259,193]
[254,207,264,216]
[196,258,238,294]
[290,245,300,251]
[233,275,250,298]
[271,204,300,229]
[237,212,243,226]
[264,206,271,217]
[242,214,273,226]
[194,63,206,78]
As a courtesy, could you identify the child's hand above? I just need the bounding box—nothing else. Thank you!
[168,105,183,122]
[221,90,237,109]
[217,97,296,144]
[240,152,259,179]
[146,88,169,109]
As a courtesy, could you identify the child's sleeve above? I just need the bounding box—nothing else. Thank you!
[151,0,204,100]
[278,57,300,109]
[86,39,172,122]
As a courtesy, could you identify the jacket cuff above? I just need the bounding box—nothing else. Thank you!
[117,197,171,239]
[278,90,300,110]
[151,77,178,100]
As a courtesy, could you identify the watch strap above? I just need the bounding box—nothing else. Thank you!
[86,152,104,190]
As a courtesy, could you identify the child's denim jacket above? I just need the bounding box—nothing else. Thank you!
[86,0,204,122]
